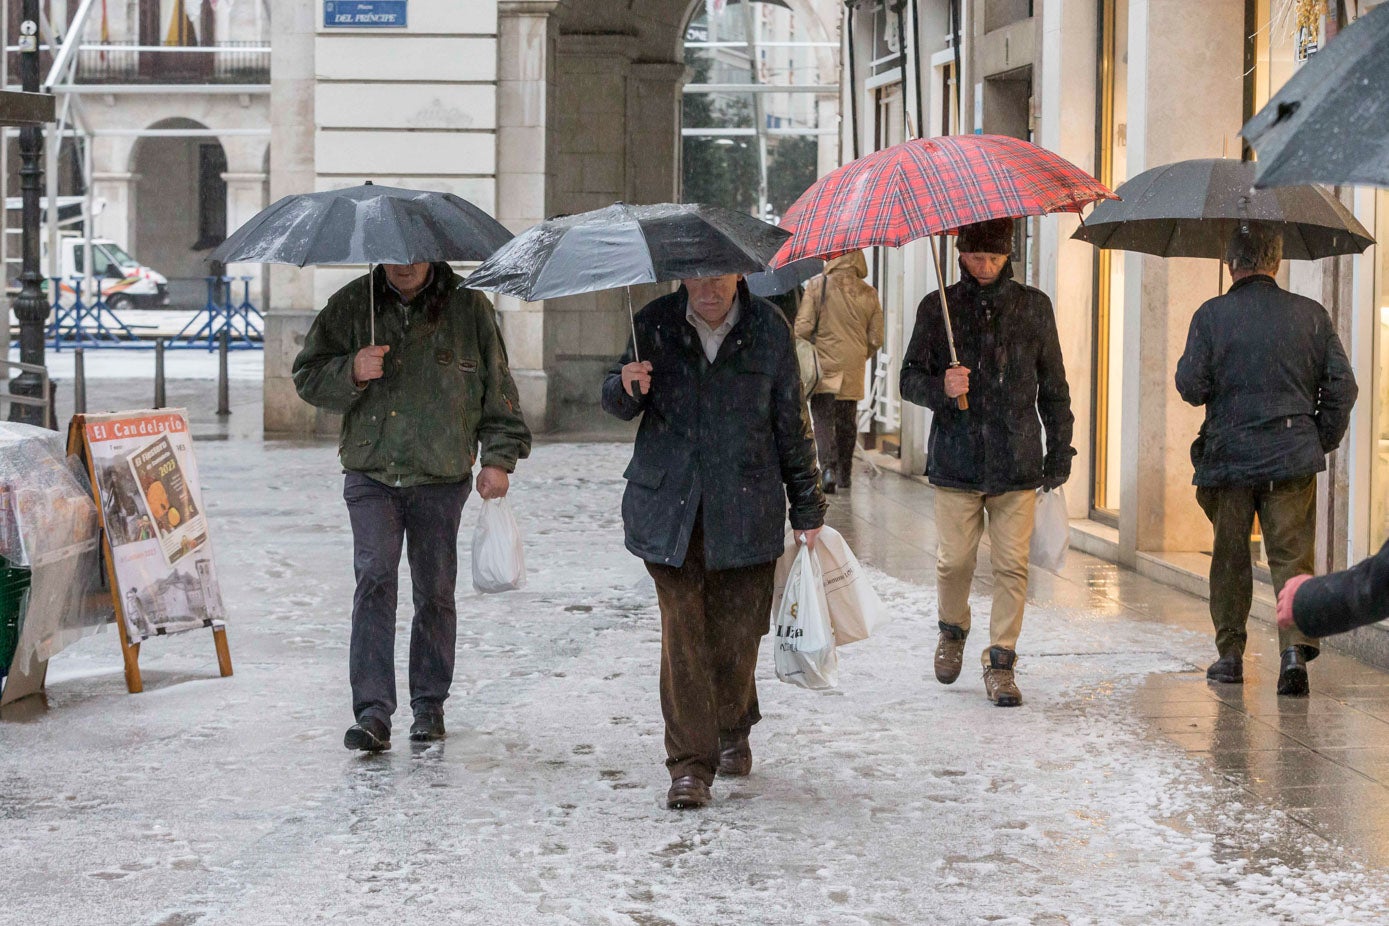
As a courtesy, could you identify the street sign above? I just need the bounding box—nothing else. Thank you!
[323,0,407,28]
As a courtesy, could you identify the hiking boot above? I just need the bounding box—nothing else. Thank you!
[982,646,1022,707]
[409,709,446,742]
[343,716,391,752]
[717,732,752,777]
[1205,652,1244,684]
[934,622,968,685]
[1277,646,1310,697]
[666,776,711,810]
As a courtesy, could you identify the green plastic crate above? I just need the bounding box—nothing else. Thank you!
[0,555,33,683]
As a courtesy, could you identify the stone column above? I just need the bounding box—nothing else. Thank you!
[1036,0,1098,518]
[1117,0,1244,561]
[221,171,269,303]
[264,0,321,434]
[495,0,560,431]
[90,171,139,253]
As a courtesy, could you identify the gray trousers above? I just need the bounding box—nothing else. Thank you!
[344,472,471,729]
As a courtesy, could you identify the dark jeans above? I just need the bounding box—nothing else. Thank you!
[810,393,859,480]
[344,472,471,729]
[645,516,775,785]
[1196,475,1320,660]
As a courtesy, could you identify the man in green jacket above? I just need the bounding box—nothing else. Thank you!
[294,261,531,752]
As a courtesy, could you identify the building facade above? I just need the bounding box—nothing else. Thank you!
[840,0,1389,654]
[262,0,843,435]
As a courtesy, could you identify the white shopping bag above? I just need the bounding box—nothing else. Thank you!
[1029,487,1070,574]
[472,497,527,593]
[772,541,839,690]
[773,526,887,646]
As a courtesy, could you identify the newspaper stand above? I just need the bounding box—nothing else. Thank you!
[67,414,232,694]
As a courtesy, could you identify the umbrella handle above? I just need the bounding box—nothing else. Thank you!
[950,362,969,411]
[625,286,640,365]
[928,236,968,412]
[369,263,376,347]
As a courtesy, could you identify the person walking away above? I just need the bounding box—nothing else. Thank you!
[795,250,884,493]
[293,261,532,751]
[899,218,1075,707]
[603,273,825,809]
[1176,224,1356,696]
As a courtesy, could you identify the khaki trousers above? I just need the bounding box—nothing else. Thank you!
[645,517,775,786]
[934,486,1037,665]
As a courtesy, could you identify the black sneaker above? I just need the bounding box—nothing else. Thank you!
[1277,646,1310,697]
[409,710,446,742]
[1205,652,1243,684]
[344,716,391,752]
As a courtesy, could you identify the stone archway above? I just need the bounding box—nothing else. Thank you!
[129,117,229,306]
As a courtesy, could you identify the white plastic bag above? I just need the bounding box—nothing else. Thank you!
[1029,487,1069,574]
[471,497,526,593]
[773,526,887,646]
[772,541,838,690]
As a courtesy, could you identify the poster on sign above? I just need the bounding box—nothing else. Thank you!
[82,410,226,643]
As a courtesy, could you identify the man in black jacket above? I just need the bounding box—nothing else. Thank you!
[900,218,1075,708]
[602,274,825,810]
[1278,540,1389,639]
[1176,224,1357,696]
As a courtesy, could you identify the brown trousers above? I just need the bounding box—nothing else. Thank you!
[1196,476,1320,659]
[646,517,775,785]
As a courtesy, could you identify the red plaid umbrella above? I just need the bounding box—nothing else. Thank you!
[773,134,1115,265]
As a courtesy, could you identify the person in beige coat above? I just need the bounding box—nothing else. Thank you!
[795,251,885,492]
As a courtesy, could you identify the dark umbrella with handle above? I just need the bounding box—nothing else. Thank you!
[208,181,515,344]
[464,202,791,362]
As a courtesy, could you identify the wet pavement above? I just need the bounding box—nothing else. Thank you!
[3,436,1389,923]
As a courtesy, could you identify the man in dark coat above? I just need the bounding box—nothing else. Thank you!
[602,273,825,810]
[1278,540,1389,639]
[294,262,532,751]
[900,218,1075,708]
[1176,224,1357,696]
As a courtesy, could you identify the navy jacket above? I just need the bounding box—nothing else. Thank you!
[899,262,1075,494]
[1293,539,1389,639]
[601,282,825,570]
[1176,275,1356,487]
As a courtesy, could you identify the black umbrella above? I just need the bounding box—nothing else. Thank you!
[746,257,824,297]
[1071,158,1373,260]
[466,203,789,360]
[208,182,513,343]
[1243,3,1389,190]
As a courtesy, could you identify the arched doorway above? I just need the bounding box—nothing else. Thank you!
[680,0,840,221]
[131,118,228,307]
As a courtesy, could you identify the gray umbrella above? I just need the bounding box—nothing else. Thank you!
[466,202,789,362]
[466,203,790,301]
[1242,3,1389,190]
[208,181,513,343]
[1070,158,1373,260]
[746,257,824,297]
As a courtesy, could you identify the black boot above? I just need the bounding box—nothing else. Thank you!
[1277,646,1310,697]
[821,467,836,495]
[1205,652,1243,684]
[410,708,446,742]
[344,716,391,752]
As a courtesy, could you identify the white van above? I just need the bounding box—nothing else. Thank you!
[39,237,172,310]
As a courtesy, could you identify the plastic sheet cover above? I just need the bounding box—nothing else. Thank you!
[0,422,111,677]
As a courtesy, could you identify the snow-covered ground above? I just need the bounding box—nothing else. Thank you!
[2,440,1388,925]
[9,344,264,382]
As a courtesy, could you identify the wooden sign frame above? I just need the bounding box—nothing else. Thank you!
[67,414,231,694]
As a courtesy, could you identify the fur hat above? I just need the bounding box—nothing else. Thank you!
[955,218,1015,255]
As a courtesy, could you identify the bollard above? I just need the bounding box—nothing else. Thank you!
[154,339,166,409]
[74,348,87,415]
[217,328,231,417]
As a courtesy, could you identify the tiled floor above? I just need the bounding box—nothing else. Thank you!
[830,456,1389,866]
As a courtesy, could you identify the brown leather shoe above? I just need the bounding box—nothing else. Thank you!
[982,646,1022,707]
[935,622,968,684]
[666,776,711,810]
[717,733,752,777]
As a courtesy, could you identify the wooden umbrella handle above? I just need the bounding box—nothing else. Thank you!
[956,394,969,411]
